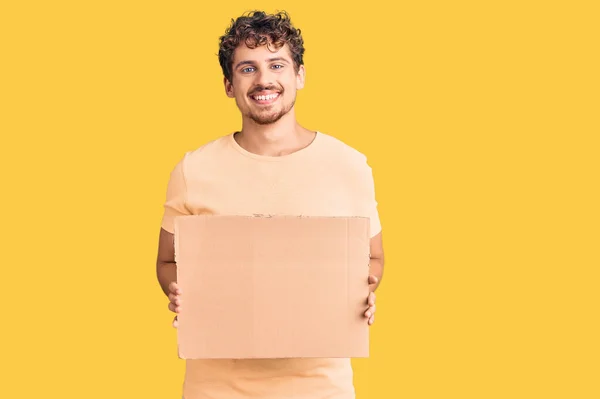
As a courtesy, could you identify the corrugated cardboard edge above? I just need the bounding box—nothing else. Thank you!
[173,217,181,358]
[363,217,371,357]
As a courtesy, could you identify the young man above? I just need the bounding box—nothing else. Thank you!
[156,10,384,399]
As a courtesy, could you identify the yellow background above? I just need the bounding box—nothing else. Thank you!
[1,1,598,398]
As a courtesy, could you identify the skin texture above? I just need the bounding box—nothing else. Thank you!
[156,41,384,328]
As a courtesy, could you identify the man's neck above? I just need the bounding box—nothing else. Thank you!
[235,112,316,157]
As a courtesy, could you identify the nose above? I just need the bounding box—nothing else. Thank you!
[254,68,274,88]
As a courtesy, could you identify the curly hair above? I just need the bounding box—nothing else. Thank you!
[218,10,305,83]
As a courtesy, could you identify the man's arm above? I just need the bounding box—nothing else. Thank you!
[156,228,177,296]
[364,231,384,325]
[156,227,183,327]
[369,231,384,292]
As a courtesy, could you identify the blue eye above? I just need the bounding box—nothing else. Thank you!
[272,64,283,69]
[242,67,255,73]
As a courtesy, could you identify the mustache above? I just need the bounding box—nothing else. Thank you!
[249,85,283,95]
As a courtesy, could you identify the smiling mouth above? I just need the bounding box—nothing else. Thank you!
[250,92,280,104]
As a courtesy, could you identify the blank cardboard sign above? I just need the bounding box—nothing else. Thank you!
[173,215,371,359]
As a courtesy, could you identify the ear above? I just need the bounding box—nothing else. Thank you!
[224,77,235,98]
[296,65,306,90]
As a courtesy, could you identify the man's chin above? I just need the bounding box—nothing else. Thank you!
[244,101,294,125]
[249,112,284,125]
[251,118,282,125]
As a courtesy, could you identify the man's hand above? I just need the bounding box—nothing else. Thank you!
[364,275,378,325]
[168,281,182,328]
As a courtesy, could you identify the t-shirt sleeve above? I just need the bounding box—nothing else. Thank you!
[361,159,382,238]
[367,165,382,238]
[160,155,192,234]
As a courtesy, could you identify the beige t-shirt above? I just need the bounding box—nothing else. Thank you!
[161,131,381,399]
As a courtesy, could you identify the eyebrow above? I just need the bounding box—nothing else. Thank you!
[234,57,291,70]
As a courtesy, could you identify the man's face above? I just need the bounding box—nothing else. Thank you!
[225,42,305,125]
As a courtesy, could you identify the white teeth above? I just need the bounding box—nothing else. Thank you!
[254,93,278,101]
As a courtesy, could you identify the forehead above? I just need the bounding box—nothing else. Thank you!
[232,42,293,64]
